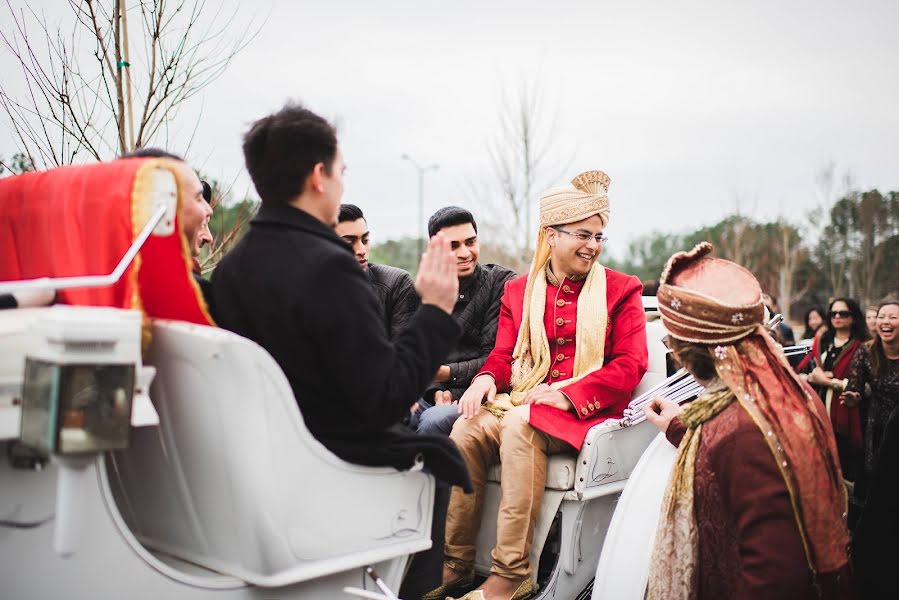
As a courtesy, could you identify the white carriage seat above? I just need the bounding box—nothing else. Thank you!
[107,320,434,588]
[485,318,670,496]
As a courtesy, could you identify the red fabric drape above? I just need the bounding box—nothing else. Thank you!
[0,159,212,326]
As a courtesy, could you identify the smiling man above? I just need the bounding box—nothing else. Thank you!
[336,204,419,340]
[122,147,214,310]
[426,171,648,600]
[410,207,516,436]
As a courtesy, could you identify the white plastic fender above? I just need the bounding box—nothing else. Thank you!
[591,432,677,600]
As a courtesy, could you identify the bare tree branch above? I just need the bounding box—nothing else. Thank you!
[1,0,261,167]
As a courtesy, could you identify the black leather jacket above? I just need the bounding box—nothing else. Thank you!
[367,263,419,340]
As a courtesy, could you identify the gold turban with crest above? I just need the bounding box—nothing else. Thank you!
[501,170,613,404]
[539,170,611,228]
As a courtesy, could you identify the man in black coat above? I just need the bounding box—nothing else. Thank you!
[212,103,469,480]
[410,207,516,436]
[335,203,420,340]
[211,103,471,598]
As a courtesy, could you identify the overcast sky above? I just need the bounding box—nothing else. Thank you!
[4,1,899,259]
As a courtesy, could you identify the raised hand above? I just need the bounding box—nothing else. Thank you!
[415,234,459,315]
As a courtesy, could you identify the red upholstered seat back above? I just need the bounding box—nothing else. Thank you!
[0,159,213,326]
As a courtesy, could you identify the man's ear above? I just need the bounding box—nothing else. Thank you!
[308,162,326,193]
[545,227,556,247]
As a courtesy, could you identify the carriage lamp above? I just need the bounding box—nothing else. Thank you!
[13,306,144,556]
[16,306,142,457]
[20,359,134,455]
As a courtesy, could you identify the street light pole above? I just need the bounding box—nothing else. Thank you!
[401,154,439,257]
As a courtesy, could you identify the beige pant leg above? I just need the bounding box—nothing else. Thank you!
[491,405,570,579]
[444,409,502,572]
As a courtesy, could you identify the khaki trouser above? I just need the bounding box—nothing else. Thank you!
[444,404,569,579]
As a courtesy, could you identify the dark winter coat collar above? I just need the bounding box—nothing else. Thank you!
[252,202,351,255]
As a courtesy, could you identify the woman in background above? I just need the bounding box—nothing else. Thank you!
[865,306,878,338]
[800,305,827,345]
[843,300,899,599]
[796,297,869,482]
[842,301,899,495]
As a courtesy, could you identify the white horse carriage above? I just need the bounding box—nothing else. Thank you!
[0,160,805,599]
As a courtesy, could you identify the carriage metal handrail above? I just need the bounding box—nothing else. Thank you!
[0,205,167,295]
[620,343,812,427]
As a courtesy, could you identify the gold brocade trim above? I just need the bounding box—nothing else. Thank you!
[163,160,217,327]
[678,387,735,429]
[647,387,734,600]
[481,400,508,418]
[129,159,216,353]
[544,264,587,287]
[130,160,161,351]
[539,196,609,227]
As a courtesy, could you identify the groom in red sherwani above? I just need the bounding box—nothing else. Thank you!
[424,170,648,600]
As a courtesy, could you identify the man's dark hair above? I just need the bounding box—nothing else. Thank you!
[122,147,211,203]
[338,204,365,223]
[122,147,184,161]
[242,102,338,205]
[428,206,477,237]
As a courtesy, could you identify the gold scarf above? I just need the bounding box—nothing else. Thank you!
[483,260,609,416]
[646,387,735,600]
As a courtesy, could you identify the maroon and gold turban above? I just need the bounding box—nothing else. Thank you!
[648,242,849,600]
[657,241,765,344]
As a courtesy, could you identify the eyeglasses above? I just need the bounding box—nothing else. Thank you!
[829,310,852,319]
[551,227,608,244]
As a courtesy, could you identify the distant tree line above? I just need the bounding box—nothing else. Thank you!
[603,189,898,318]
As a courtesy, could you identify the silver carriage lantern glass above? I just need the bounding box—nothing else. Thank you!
[21,359,135,455]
